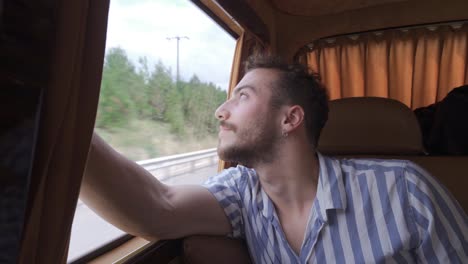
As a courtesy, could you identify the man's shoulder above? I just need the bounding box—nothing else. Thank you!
[326,155,432,187]
[334,156,412,172]
[321,155,420,187]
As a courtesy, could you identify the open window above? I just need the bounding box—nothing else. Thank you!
[67,0,238,262]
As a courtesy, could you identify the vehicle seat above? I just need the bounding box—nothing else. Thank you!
[183,235,251,264]
[318,97,467,213]
[317,97,424,155]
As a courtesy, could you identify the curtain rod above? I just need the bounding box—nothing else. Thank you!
[307,19,468,49]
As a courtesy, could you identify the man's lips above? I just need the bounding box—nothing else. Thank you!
[219,121,235,131]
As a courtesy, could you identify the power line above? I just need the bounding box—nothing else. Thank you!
[167,36,189,84]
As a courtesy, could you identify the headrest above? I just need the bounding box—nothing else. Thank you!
[317,97,424,155]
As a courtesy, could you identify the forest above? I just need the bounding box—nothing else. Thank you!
[96,47,228,137]
[94,47,228,160]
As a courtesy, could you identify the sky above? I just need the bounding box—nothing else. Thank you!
[105,0,236,90]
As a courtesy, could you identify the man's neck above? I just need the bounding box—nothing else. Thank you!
[253,143,320,213]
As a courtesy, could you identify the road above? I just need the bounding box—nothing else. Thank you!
[68,163,219,262]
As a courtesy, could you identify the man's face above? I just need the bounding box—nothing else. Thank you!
[214,68,283,167]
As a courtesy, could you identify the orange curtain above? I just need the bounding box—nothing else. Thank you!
[18,0,109,263]
[303,24,468,109]
[366,34,389,98]
[341,39,365,97]
[388,31,415,107]
[318,44,342,99]
[412,29,441,107]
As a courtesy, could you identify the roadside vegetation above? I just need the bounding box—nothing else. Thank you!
[96,47,226,160]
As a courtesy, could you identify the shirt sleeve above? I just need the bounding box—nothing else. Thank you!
[202,167,246,238]
[404,161,468,263]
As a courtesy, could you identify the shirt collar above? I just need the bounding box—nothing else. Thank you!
[316,152,347,222]
[247,168,274,220]
[257,153,348,221]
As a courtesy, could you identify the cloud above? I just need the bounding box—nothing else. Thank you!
[105,0,236,90]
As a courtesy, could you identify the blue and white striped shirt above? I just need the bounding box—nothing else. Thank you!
[203,153,468,263]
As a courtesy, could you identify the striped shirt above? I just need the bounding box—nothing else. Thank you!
[203,153,468,263]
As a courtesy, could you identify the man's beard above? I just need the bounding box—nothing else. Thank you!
[217,118,282,168]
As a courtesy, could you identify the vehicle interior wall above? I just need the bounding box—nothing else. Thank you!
[243,0,277,51]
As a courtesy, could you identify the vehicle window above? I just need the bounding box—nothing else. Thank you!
[67,0,236,262]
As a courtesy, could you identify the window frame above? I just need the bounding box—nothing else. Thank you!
[66,1,247,263]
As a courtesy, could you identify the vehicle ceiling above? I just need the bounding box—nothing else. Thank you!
[236,0,468,58]
[266,0,406,17]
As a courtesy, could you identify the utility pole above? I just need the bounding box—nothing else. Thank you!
[167,36,189,84]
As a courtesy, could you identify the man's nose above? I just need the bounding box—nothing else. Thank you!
[214,102,230,120]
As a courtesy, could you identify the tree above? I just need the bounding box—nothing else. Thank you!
[147,60,174,121]
[96,47,227,138]
[165,87,185,135]
[130,56,153,119]
[96,47,139,129]
[181,75,227,137]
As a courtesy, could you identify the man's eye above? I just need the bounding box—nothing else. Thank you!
[240,93,247,99]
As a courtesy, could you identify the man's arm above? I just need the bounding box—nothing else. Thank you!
[80,133,231,240]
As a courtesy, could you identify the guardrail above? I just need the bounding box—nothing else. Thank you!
[137,148,218,181]
[77,148,219,207]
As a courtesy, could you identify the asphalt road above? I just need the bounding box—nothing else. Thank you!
[68,164,219,262]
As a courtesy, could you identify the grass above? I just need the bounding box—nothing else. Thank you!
[95,119,218,161]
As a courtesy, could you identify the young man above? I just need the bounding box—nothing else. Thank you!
[81,56,468,263]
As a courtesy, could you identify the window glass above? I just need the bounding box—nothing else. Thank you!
[68,0,236,261]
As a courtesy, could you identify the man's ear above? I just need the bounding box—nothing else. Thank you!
[282,105,304,133]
